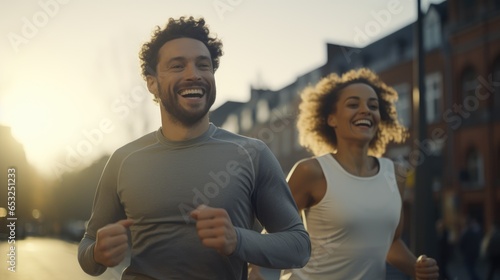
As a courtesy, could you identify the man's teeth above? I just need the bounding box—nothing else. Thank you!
[179,89,204,97]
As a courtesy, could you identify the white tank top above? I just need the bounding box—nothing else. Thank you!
[288,154,401,280]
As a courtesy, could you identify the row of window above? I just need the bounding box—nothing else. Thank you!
[392,72,443,127]
[393,59,500,127]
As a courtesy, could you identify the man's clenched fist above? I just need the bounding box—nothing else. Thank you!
[190,205,237,255]
[94,219,133,267]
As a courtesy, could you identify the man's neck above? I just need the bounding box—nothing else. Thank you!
[160,112,210,141]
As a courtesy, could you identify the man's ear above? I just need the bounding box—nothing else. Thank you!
[327,114,337,128]
[146,75,158,99]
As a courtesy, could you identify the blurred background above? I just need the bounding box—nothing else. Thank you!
[1,0,499,279]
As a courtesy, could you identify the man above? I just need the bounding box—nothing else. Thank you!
[77,16,310,280]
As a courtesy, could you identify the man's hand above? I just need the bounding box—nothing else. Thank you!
[93,219,133,267]
[190,205,237,255]
[415,255,439,280]
[248,264,265,280]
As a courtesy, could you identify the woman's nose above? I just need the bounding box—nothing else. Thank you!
[359,103,371,114]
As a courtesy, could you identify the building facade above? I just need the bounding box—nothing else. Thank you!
[210,0,500,236]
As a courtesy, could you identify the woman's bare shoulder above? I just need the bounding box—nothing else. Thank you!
[288,157,327,209]
[289,157,325,180]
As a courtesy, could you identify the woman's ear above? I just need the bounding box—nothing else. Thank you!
[327,114,337,128]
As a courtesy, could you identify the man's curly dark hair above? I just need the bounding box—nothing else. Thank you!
[139,16,223,80]
[297,68,408,157]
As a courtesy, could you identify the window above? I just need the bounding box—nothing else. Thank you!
[256,99,270,123]
[222,114,239,133]
[294,127,302,151]
[392,83,411,127]
[424,8,442,50]
[280,126,291,156]
[269,133,280,157]
[461,67,477,100]
[425,72,443,123]
[240,108,253,131]
[397,39,408,57]
[460,147,484,188]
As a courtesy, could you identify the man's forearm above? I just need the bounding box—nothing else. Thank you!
[233,227,311,269]
[78,235,107,276]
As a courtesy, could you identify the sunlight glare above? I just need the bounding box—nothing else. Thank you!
[3,84,79,173]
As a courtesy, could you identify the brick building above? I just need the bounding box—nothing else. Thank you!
[210,0,500,236]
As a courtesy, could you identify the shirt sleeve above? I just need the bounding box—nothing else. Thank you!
[232,141,311,268]
[78,236,107,276]
[77,153,127,275]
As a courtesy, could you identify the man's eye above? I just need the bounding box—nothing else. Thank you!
[370,105,379,110]
[347,104,358,108]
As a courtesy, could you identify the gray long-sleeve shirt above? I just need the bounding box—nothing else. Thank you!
[78,124,310,279]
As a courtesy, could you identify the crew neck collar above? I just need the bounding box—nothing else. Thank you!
[155,123,216,148]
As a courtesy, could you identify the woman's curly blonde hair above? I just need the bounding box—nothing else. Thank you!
[297,68,408,157]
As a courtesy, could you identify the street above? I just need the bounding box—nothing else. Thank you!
[0,237,126,280]
[0,237,280,280]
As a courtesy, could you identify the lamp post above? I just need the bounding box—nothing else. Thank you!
[411,0,437,258]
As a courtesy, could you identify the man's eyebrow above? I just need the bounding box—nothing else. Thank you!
[165,57,186,64]
[196,55,212,63]
[165,56,211,63]
[197,55,211,60]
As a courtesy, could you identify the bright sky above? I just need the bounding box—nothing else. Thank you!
[0,0,443,178]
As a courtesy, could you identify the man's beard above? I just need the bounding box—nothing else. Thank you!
[158,83,215,127]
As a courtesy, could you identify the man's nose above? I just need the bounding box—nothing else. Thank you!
[184,64,201,80]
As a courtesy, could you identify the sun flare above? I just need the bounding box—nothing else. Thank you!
[3,84,79,175]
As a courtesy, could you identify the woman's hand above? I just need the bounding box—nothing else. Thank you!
[415,255,439,280]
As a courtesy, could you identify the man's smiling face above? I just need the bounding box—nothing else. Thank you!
[147,37,216,126]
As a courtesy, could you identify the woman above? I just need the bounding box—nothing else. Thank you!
[284,68,439,279]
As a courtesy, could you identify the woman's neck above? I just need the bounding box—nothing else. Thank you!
[333,143,378,177]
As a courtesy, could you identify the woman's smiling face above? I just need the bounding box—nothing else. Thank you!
[327,83,381,143]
